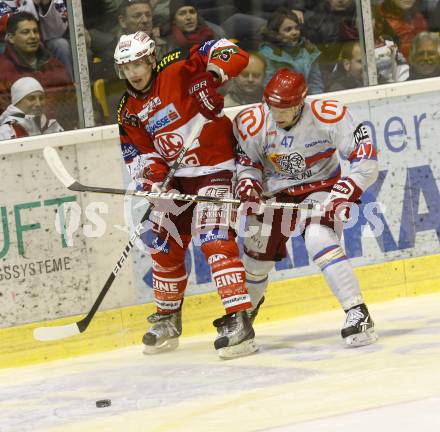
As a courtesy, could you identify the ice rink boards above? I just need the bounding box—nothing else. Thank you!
[1,292,440,432]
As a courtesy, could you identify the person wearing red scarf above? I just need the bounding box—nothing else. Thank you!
[166,0,215,50]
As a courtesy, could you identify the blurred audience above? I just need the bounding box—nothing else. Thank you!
[376,0,428,60]
[224,51,266,107]
[408,31,440,79]
[259,7,323,94]
[0,77,63,140]
[165,0,223,51]
[0,12,76,129]
[328,40,363,91]
[0,0,72,77]
[375,36,409,83]
[87,0,170,124]
[303,0,358,84]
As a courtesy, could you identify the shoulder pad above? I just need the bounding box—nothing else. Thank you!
[310,99,347,124]
[234,104,265,141]
[155,48,189,73]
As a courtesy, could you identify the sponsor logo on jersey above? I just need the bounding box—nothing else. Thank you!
[211,47,238,62]
[138,96,161,121]
[311,99,347,124]
[199,229,229,245]
[146,103,181,134]
[156,49,184,72]
[305,139,331,148]
[155,131,184,160]
[121,143,140,161]
[198,39,216,55]
[121,109,140,128]
[353,123,370,144]
[289,169,313,181]
[207,254,227,264]
[203,186,230,197]
[151,236,169,253]
[269,152,306,175]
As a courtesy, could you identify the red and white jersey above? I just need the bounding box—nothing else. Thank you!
[233,99,378,196]
[118,39,249,183]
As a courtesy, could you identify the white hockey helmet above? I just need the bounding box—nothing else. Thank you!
[114,31,156,79]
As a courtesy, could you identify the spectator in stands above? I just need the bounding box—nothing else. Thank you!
[376,0,428,60]
[303,0,357,85]
[328,40,363,91]
[89,0,168,80]
[153,0,236,29]
[375,36,409,83]
[224,51,266,107]
[88,0,170,124]
[0,1,72,77]
[221,1,315,52]
[408,31,440,79]
[165,0,222,51]
[259,7,324,94]
[0,12,76,129]
[118,0,168,58]
[0,76,63,139]
[427,0,440,31]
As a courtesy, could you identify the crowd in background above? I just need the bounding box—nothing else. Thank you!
[1,0,440,138]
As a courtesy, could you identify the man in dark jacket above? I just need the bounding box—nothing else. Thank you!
[0,11,76,129]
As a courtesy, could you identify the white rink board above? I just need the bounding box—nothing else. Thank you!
[0,81,439,326]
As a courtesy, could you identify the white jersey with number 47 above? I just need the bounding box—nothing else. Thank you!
[233,99,378,196]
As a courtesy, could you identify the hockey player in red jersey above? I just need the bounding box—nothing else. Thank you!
[115,31,256,359]
[234,68,379,347]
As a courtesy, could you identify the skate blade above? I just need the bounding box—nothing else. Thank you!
[344,328,378,348]
[143,337,179,355]
[217,338,258,360]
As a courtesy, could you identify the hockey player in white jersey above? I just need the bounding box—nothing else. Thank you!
[233,68,378,347]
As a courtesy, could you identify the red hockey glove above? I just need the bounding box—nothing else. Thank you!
[141,164,171,193]
[188,72,224,120]
[235,178,264,216]
[323,178,362,222]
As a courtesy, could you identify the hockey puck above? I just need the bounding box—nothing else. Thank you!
[96,399,111,408]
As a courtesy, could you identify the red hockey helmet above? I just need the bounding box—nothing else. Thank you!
[264,68,308,108]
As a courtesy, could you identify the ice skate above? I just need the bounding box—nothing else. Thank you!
[247,296,265,325]
[213,310,258,359]
[341,304,378,347]
[142,309,182,354]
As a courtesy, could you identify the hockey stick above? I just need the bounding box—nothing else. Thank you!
[33,113,207,341]
[41,147,320,211]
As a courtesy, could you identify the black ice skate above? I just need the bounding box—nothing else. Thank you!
[213,310,258,359]
[341,303,378,347]
[247,296,265,325]
[142,309,182,354]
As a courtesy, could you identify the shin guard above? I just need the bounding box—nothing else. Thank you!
[211,257,252,314]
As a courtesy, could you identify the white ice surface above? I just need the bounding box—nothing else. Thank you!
[2,293,440,432]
